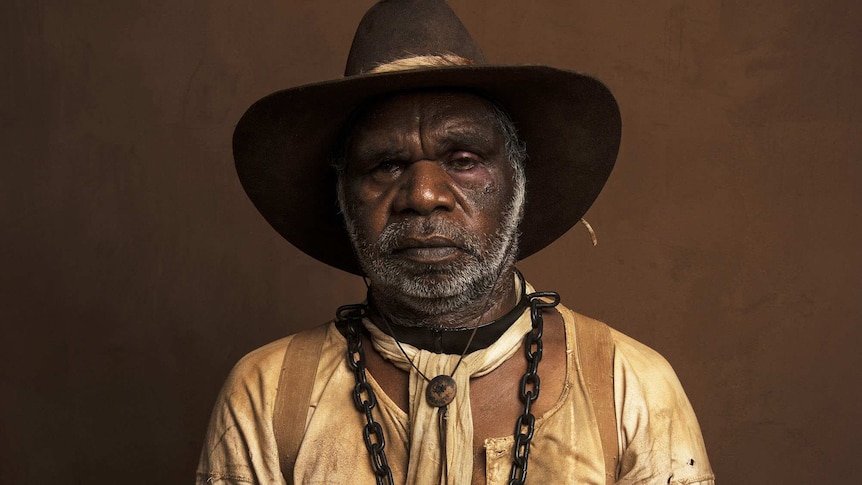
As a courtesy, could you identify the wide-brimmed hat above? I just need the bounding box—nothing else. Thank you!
[234,0,621,275]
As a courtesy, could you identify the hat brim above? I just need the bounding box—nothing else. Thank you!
[233,65,621,275]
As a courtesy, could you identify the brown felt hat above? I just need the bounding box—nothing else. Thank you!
[234,0,621,275]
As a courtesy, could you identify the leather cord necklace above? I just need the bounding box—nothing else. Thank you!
[337,281,560,485]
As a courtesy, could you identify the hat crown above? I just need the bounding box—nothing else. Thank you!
[345,0,487,76]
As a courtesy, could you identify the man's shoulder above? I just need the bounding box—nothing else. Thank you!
[199,327,338,485]
[227,335,291,383]
[608,326,676,375]
[569,311,696,415]
[561,307,683,392]
[223,323,337,393]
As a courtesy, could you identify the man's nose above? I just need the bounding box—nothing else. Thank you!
[392,160,456,215]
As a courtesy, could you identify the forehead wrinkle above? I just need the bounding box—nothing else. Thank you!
[348,91,504,164]
[416,108,428,158]
[351,93,420,144]
[353,143,408,163]
[416,93,497,151]
[430,118,500,155]
[350,113,418,163]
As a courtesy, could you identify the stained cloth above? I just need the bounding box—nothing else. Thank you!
[197,296,715,484]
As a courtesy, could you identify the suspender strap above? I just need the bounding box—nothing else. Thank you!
[273,324,328,484]
[571,310,619,484]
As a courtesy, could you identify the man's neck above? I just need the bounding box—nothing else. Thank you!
[367,268,520,330]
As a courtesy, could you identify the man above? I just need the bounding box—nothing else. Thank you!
[198,1,714,484]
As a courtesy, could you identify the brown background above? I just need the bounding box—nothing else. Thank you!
[2,0,859,483]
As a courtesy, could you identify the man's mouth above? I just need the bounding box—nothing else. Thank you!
[392,236,463,264]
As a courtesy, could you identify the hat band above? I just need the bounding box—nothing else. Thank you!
[368,54,475,74]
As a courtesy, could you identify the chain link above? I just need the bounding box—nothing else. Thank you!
[338,304,395,485]
[508,291,559,485]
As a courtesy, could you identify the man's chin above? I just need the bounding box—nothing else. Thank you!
[379,255,470,276]
[370,263,476,296]
[386,267,467,291]
[387,282,478,317]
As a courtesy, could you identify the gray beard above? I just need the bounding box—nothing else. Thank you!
[339,181,525,322]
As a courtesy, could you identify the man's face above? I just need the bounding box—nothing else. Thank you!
[338,91,525,317]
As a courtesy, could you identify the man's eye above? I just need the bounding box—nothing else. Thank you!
[373,160,400,173]
[449,153,479,170]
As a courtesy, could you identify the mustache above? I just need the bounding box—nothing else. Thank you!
[375,218,483,257]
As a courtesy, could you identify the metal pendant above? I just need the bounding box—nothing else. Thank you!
[426,374,457,407]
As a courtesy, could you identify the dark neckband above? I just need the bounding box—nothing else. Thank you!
[366,271,529,354]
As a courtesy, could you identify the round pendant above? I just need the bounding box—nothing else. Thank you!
[426,375,457,407]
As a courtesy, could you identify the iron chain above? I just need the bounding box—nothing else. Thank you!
[338,304,395,485]
[509,291,559,485]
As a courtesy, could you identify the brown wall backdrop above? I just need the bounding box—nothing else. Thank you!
[2,1,859,483]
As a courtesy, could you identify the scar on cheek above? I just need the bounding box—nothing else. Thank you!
[483,183,497,195]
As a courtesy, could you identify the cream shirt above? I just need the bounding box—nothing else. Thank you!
[197,303,715,484]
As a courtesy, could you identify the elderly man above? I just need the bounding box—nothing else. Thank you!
[198,1,714,484]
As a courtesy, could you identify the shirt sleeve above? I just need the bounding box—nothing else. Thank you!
[196,338,290,485]
[611,329,715,485]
